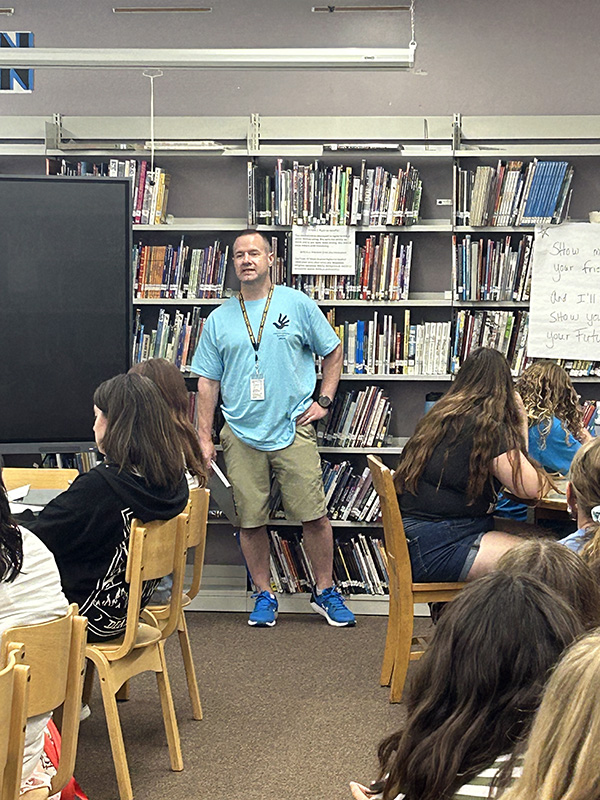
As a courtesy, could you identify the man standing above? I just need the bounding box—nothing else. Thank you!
[192,230,355,628]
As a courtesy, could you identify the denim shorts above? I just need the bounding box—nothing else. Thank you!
[402,515,494,582]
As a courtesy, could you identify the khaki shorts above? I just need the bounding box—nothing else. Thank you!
[220,422,327,528]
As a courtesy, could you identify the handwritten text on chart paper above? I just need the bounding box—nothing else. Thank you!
[528,223,600,359]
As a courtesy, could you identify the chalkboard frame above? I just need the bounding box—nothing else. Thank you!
[0,174,132,454]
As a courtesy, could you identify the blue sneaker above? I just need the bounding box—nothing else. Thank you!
[310,586,356,627]
[248,591,278,627]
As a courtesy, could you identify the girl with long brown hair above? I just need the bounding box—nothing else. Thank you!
[395,347,545,583]
[497,360,592,521]
[350,572,583,800]
[129,358,206,485]
[30,373,189,641]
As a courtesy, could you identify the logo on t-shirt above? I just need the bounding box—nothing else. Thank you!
[273,313,290,330]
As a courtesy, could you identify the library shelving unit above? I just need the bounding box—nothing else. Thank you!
[2,113,600,614]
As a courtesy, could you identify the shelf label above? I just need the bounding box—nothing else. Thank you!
[528,222,600,359]
[291,225,356,275]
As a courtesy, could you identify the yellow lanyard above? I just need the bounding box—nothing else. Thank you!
[238,284,275,365]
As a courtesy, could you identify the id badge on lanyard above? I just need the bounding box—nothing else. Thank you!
[239,285,273,402]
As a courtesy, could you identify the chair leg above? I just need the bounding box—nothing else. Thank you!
[82,659,96,705]
[380,592,399,687]
[155,642,183,771]
[389,598,414,704]
[177,611,203,720]
[95,664,134,800]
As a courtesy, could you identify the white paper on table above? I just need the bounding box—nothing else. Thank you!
[6,484,30,502]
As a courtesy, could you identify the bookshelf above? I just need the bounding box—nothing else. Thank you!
[2,113,600,612]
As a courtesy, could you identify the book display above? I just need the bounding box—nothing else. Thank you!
[3,112,600,612]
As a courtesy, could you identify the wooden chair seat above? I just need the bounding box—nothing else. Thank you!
[90,623,162,655]
[367,456,467,703]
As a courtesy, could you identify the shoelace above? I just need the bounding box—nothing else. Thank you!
[319,588,345,609]
[252,591,276,609]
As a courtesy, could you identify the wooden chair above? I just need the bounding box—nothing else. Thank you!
[148,486,210,720]
[85,512,188,800]
[367,456,466,703]
[0,645,29,800]
[2,468,79,493]
[1,605,88,800]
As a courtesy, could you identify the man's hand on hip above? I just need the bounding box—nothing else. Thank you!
[296,401,328,426]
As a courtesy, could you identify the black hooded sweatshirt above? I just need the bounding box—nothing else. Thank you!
[29,462,188,641]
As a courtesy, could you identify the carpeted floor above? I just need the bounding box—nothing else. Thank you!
[76,611,431,800]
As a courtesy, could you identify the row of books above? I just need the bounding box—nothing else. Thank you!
[326,309,451,376]
[548,359,600,378]
[268,530,389,596]
[132,307,206,370]
[41,451,100,472]
[133,240,229,299]
[248,159,422,227]
[452,234,533,302]
[269,460,380,523]
[582,400,600,430]
[451,309,529,375]
[294,234,413,301]
[46,157,171,225]
[132,234,289,299]
[454,159,573,227]
[316,386,392,448]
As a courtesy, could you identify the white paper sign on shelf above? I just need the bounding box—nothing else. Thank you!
[528,223,600,359]
[291,225,355,275]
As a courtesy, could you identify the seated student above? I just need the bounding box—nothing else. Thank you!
[497,538,600,629]
[0,472,69,795]
[558,437,600,568]
[499,630,600,800]
[395,347,546,583]
[129,358,207,603]
[29,373,189,641]
[497,360,592,522]
[129,358,206,489]
[349,572,583,800]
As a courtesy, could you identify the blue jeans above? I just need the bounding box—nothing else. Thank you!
[402,515,494,582]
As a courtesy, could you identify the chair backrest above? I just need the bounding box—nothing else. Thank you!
[1,605,87,796]
[0,646,29,800]
[185,487,210,601]
[117,512,188,658]
[2,467,79,492]
[367,455,414,584]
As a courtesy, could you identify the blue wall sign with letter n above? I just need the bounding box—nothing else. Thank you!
[0,31,34,93]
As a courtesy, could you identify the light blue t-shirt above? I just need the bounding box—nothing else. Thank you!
[559,527,588,553]
[191,285,340,451]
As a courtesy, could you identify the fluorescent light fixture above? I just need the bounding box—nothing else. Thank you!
[113,6,212,11]
[0,45,416,70]
[0,7,14,13]
[312,4,410,10]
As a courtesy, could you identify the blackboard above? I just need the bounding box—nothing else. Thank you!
[0,175,132,452]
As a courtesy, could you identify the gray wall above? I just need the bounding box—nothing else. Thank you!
[2,0,600,117]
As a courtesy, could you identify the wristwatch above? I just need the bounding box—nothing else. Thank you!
[317,394,332,409]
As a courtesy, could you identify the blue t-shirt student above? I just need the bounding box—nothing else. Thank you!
[191,285,340,451]
[496,417,583,520]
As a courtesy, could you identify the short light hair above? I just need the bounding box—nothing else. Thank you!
[501,631,600,800]
[233,229,272,254]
